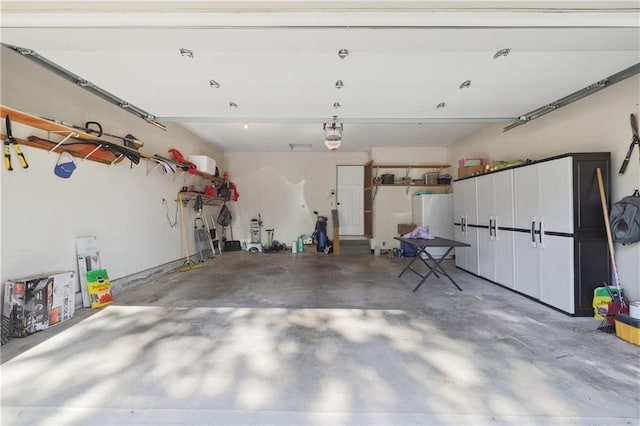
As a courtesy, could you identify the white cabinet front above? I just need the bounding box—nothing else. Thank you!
[513,156,575,313]
[539,235,574,313]
[453,179,479,274]
[476,171,515,288]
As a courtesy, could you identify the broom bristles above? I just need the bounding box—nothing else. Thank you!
[175,261,203,272]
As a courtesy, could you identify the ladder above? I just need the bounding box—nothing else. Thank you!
[194,217,214,261]
[206,216,223,257]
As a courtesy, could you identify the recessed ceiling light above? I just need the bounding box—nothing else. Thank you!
[494,48,511,59]
[229,101,238,108]
[179,48,193,58]
[333,102,341,109]
[459,80,472,89]
[243,123,249,129]
[338,48,350,59]
[335,80,344,89]
[436,102,446,109]
[209,79,220,89]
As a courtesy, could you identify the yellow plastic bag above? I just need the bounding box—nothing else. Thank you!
[85,269,113,309]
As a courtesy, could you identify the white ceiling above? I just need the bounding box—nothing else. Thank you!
[1,1,639,152]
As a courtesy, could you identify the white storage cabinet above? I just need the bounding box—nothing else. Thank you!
[454,152,611,316]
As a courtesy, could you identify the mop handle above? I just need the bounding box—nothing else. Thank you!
[596,168,623,302]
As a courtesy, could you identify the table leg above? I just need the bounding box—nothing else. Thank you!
[397,250,420,278]
[415,247,462,292]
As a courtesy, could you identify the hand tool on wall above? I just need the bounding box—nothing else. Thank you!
[618,113,639,175]
[43,118,145,150]
[84,121,144,150]
[3,115,29,170]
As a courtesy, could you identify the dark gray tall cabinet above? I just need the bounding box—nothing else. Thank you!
[454,152,611,316]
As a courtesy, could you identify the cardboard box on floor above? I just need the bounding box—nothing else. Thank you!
[3,271,76,338]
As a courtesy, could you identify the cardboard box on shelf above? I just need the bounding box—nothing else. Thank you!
[188,155,217,175]
[458,158,486,168]
[458,166,484,179]
[398,223,417,235]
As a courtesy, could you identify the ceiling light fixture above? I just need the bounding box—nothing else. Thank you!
[333,102,341,109]
[459,80,472,89]
[504,63,640,131]
[436,102,446,109]
[335,80,344,89]
[209,79,220,89]
[323,115,343,151]
[229,101,238,108]
[338,48,350,59]
[243,123,249,129]
[179,48,193,58]
[494,48,511,59]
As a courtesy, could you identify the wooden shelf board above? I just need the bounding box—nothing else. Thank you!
[179,191,225,205]
[373,183,451,187]
[373,164,451,169]
[1,105,100,140]
[1,133,124,165]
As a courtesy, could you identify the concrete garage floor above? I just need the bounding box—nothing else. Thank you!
[1,252,639,425]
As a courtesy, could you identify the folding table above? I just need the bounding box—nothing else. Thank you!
[394,236,470,292]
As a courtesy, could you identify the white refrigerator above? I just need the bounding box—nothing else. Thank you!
[412,193,455,258]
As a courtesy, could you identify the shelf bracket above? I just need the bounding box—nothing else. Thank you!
[47,131,76,153]
[82,144,103,161]
[146,161,162,176]
[110,154,123,165]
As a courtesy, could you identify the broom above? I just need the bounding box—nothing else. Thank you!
[596,167,627,332]
[176,193,203,272]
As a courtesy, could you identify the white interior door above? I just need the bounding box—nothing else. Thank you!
[337,165,364,236]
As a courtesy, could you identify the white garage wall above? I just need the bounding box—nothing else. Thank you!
[448,75,640,301]
[224,151,369,248]
[370,147,449,250]
[0,46,224,308]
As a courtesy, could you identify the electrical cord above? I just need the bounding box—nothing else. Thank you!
[163,198,178,228]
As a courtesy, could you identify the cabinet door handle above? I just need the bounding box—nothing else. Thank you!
[460,217,465,233]
[493,217,498,239]
[531,220,536,243]
[538,220,544,245]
